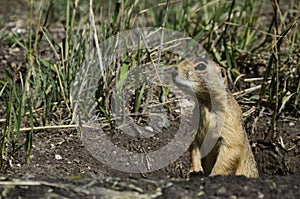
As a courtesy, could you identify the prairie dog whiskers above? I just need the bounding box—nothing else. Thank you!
[172,58,259,178]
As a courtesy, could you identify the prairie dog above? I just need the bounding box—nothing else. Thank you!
[172,58,259,178]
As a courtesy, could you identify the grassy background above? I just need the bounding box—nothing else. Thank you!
[0,0,299,171]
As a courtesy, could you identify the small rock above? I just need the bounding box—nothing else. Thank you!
[216,186,227,195]
[145,126,154,132]
[55,154,62,160]
[9,47,20,54]
[289,122,295,127]
[258,191,264,199]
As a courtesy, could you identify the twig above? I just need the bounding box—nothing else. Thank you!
[243,77,265,82]
[11,123,114,132]
[0,180,59,186]
[17,124,77,132]
[89,0,105,81]
[233,80,271,98]
[40,28,60,59]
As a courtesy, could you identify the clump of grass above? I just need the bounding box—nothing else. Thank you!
[0,0,86,170]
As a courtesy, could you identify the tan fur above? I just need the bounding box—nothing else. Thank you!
[172,58,259,178]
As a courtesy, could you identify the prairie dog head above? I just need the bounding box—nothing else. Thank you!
[172,58,226,103]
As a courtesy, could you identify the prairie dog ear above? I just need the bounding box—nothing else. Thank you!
[178,60,193,68]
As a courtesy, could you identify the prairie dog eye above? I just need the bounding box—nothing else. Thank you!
[194,63,207,71]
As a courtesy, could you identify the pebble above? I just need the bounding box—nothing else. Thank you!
[289,122,295,127]
[55,154,62,160]
[216,186,227,195]
[145,126,154,132]
[258,191,264,198]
